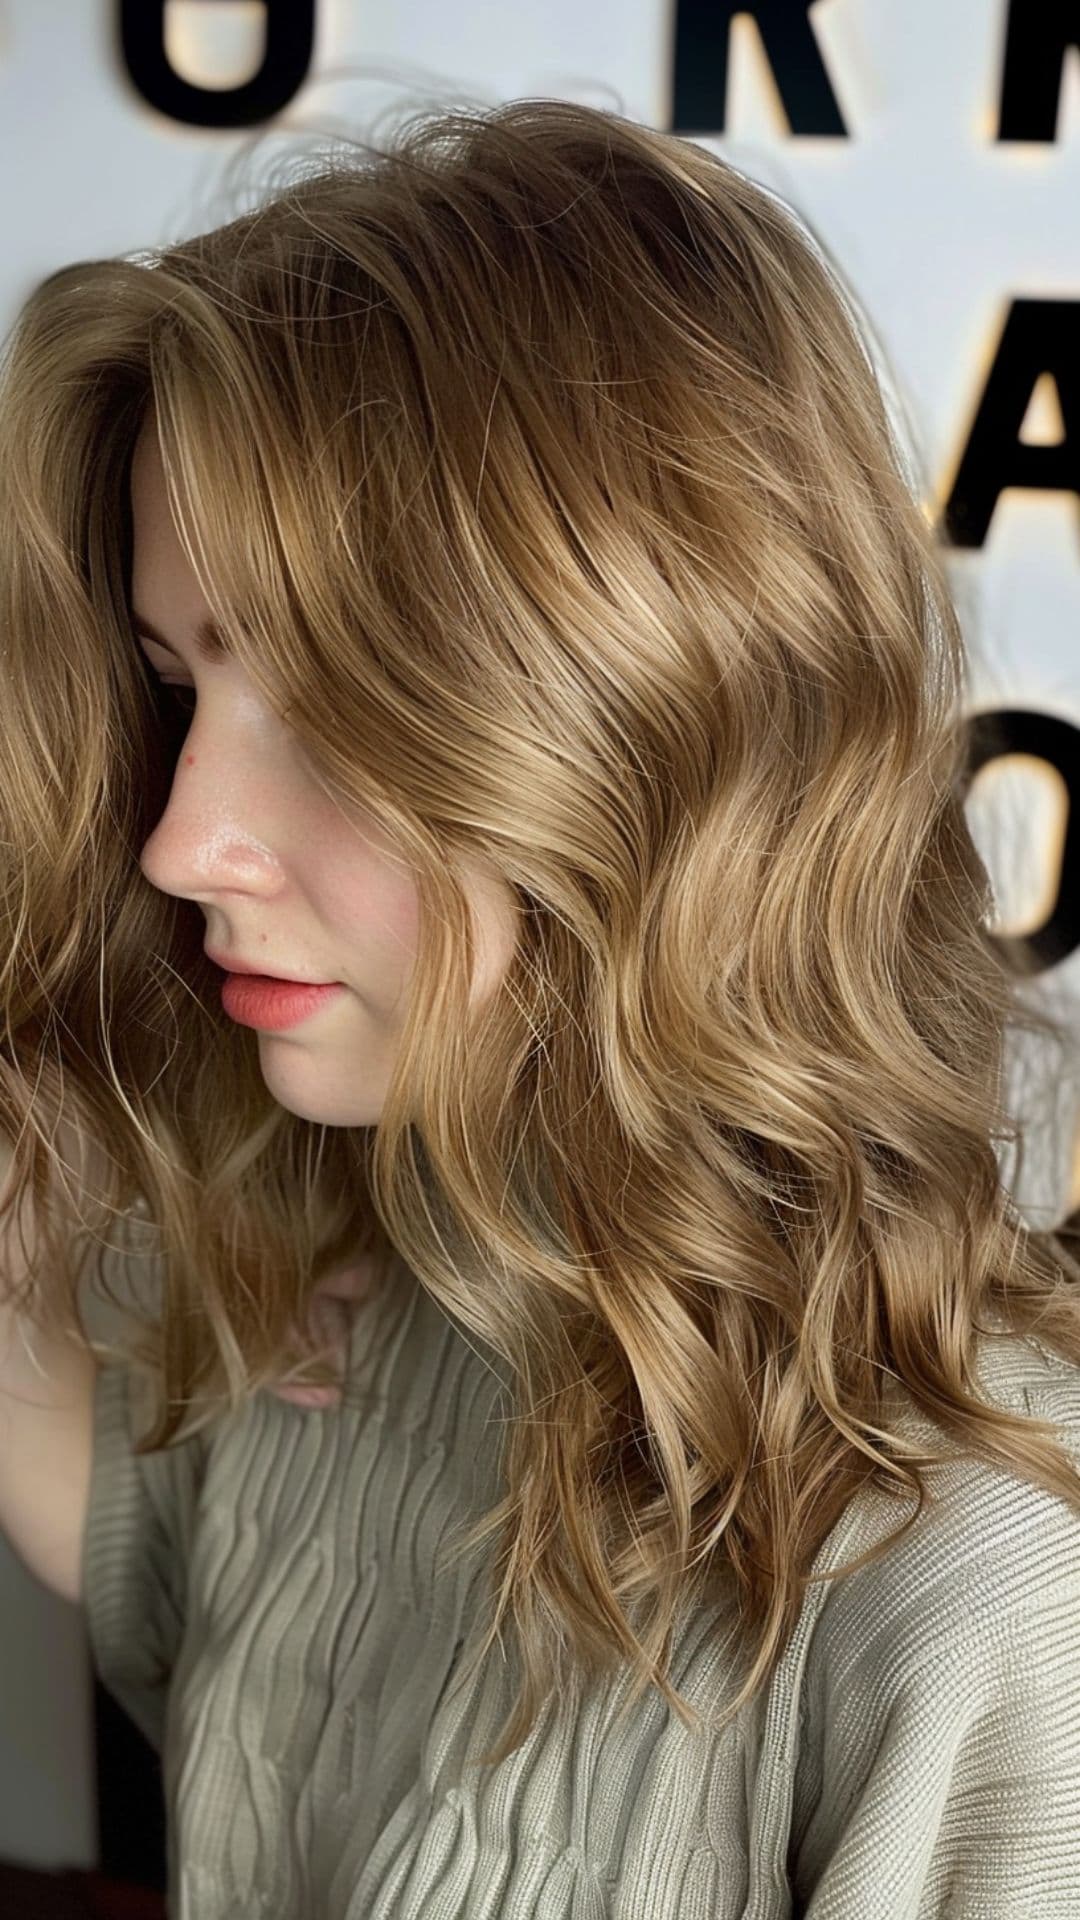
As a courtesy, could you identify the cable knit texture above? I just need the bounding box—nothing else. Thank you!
[80,1258,1080,1918]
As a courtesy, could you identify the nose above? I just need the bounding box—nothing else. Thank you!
[138,745,286,905]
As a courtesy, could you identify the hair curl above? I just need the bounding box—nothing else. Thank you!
[1,96,1079,1771]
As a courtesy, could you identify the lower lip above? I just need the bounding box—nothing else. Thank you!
[221,975,346,1031]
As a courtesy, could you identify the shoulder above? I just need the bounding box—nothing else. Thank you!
[787,1328,1080,1913]
[807,1325,1080,1694]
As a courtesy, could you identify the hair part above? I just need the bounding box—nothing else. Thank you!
[0,96,1079,1769]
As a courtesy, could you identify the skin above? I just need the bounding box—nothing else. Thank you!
[129,411,519,1403]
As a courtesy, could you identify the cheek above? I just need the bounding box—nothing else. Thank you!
[377,881,422,960]
[469,882,519,1010]
[318,845,421,972]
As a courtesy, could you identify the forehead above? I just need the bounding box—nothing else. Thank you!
[127,416,219,630]
[130,412,176,524]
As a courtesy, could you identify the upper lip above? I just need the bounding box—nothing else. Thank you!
[204,947,337,986]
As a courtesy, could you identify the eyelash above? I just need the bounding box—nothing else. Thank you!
[159,680,196,715]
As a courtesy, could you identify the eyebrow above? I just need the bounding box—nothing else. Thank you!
[131,610,230,665]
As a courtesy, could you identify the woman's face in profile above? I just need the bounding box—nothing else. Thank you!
[130,411,518,1127]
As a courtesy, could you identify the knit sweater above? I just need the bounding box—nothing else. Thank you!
[81,1254,1080,1919]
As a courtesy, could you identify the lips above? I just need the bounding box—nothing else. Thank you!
[205,946,334,985]
[219,975,346,1032]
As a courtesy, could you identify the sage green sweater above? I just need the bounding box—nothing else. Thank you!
[81,1256,1080,1918]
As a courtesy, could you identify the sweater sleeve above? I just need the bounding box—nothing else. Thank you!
[788,1355,1080,1919]
[791,1576,1080,1916]
[80,1360,206,1756]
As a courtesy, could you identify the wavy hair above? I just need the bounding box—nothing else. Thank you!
[1,96,1079,1771]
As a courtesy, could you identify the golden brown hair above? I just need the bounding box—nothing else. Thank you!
[1,97,1079,1770]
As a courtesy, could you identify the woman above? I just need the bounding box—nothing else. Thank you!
[0,96,1077,1918]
